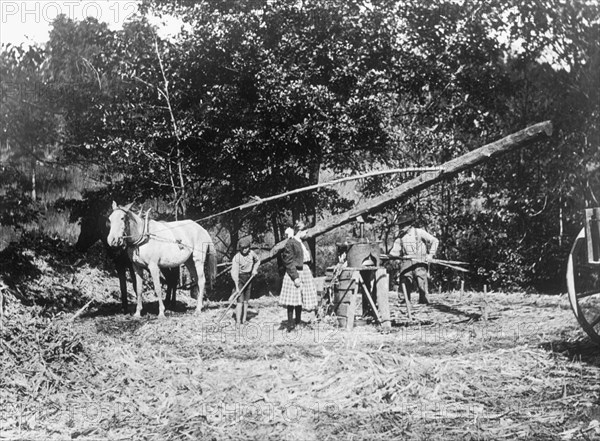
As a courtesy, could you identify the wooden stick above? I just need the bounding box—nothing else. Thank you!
[358,272,382,324]
[431,259,470,266]
[215,274,256,323]
[197,167,443,222]
[402,283,413,320]
[376,269,391,328]
[71,300,93,321]
[434,262,470,272]
[482,285,489,323]
[347,275,358,330]
[382,256,471,272]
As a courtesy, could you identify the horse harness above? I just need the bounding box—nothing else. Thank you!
[114,207,190,251]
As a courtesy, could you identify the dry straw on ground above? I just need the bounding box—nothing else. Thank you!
[0,237,599,440]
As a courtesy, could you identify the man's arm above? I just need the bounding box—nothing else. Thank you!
[231,254,240,290]
[389,238,402,257]
[418,229,439,259]
[251,251,260,275]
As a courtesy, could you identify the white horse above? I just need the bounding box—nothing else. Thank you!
[107,201,216,318]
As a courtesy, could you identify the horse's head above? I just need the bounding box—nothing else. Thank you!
[107,201,134,248]
[75,216,107,251]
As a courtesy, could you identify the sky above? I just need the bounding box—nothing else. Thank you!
[0,0,182,46]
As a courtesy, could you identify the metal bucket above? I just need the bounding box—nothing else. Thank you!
[346,242,381,267]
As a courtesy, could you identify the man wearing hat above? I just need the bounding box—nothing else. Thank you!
[389,219,439,305]
[231,237,260,324]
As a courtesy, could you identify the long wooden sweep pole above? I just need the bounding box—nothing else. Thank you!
[261,120,553,264]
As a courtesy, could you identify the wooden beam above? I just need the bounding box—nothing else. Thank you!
[261,121,552,263]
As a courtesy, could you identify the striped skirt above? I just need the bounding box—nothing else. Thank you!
[278,265,318,310]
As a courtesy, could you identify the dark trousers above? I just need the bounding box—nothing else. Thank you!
[236,272,253,303]
[401,264,429,303]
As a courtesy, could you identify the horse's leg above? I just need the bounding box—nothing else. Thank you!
[164,268,177,309]
[129,262,137,310]
[149,264,166,318]
[133,265,145,318]
[185,259,201,313]
[192,254,206,314]
[162,270,171,307]
[170,267,178,306]
[116,266,129,313]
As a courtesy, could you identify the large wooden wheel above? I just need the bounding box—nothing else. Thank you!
[566,228,600,344]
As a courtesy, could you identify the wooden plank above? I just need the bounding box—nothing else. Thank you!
[585,208,600,263]
[261,121,552,264]
[346,282,357,330]
[376,268,390,328]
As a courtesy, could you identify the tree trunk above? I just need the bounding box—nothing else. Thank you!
[260,121,553,264]
[31,158,36,201]
[306,145,320,275]
[271,212,281,244]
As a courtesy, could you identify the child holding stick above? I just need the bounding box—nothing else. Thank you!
[231,237,260,324]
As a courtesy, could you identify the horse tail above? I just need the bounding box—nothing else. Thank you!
[206,240,217,290]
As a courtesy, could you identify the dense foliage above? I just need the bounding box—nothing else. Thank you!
[1,0,598,290]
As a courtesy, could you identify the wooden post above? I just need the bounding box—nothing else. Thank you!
[402,283,413,321]
[585,208,600,263]
[347,273,358,330]
[376,269,391,328]
[482,285,489,323]
[333,270,354,328]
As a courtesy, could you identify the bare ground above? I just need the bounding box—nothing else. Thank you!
[1,247,599,441]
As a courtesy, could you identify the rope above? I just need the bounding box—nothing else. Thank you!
[196,166,443,223]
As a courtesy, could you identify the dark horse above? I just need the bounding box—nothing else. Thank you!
[75,214,180,313]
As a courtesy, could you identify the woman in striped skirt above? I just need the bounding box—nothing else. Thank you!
[279,221,318,329]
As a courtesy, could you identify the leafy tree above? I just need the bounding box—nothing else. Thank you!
[0,43,61,233]
[359,0,599,290]
[19,0,598,289]
[49,1,406,249]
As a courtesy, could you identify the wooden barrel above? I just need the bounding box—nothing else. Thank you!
[333,268,356,327]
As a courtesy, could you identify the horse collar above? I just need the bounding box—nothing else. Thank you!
[130,210,151,247]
